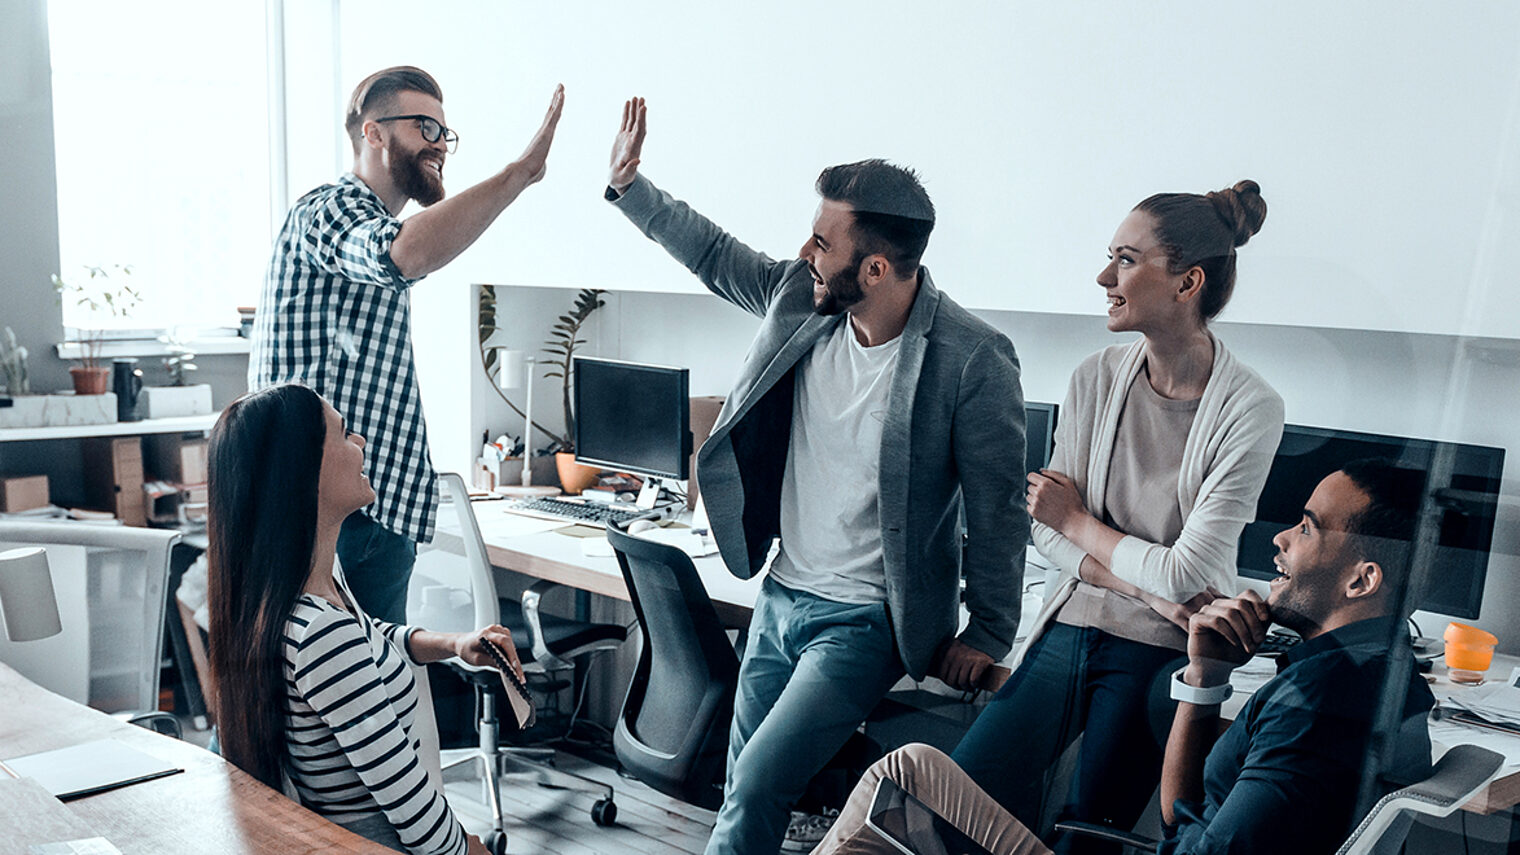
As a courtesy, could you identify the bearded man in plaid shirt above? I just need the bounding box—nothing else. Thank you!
[250,66,564,621]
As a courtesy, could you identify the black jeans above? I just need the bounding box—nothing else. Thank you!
[336,511,416,624]
[951,623,1182,854]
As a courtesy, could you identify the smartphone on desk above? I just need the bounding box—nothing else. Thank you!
[865,777,994,855]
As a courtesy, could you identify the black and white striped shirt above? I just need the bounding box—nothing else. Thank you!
[283,591,466,855]
[250,173,438,543]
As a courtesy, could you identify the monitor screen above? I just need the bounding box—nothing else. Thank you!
[573,358,691,481]
[1025,401,1059,478]
[1236,423,1505,620]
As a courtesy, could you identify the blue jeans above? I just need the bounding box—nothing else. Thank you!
[951,623,1181,854]
[704,577,905,855]
[336,511,416,624]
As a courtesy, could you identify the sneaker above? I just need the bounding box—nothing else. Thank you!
[780,807,840,852]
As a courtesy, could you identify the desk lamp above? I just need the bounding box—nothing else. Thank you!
[485,335,560,498]
[0,547,62,642]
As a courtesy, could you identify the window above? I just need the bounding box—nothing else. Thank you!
[48,0,272,332]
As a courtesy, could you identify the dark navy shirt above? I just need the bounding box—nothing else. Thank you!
[1160,617,1435,854]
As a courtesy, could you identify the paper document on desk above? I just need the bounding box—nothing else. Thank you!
[1439,681,1520,728]
[634,526,720,558]
[2,738,182,801]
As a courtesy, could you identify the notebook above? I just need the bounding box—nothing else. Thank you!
[481,639,536,731]
[2,739,182,801]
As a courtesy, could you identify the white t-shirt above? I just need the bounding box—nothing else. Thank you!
[769,317,901,604]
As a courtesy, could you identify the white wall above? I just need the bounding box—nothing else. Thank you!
[335,0,1520,337]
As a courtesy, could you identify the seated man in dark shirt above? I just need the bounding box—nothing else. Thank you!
[813,458,1436,855]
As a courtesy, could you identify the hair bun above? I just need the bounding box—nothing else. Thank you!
[1207,180,1267,248]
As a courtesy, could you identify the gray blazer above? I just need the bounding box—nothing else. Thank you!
[611,175,1028,679]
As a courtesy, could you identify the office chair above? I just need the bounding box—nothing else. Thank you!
[1052,744,1505,855]
[433,473,626,855]
[0,522,179,714]
[605,521,739,811]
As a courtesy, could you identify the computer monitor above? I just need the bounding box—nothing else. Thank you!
[573,357,691,481]
[1236,423,1505,620]
[1025,401,1059,478]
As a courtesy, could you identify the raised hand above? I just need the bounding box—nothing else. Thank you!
[516,84,565,186]
[608,97,647,192]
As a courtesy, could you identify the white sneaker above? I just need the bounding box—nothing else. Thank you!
[780,807,839,852]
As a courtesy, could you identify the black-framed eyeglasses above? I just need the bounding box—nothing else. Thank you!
[374,114,459,153]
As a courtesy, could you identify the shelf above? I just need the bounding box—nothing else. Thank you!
[0,413,218,443]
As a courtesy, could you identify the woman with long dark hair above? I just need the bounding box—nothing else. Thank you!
[951,182,1285,850]
[208,383,515,855]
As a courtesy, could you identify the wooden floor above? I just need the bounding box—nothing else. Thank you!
[443,750,718,855]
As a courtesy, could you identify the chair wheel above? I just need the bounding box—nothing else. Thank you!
[487,830,507,855]
[591,798,617,826]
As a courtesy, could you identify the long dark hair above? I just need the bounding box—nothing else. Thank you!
[207,383,327,789]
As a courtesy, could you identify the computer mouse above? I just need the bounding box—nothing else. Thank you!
[627,519,658,535]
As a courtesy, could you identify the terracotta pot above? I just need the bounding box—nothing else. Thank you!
[555,452,601,495]
[69,366,111,395]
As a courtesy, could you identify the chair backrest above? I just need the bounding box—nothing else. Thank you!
[0,521,179,713]
[437,473,501,634]
[606,523,739,810]
[1336,743,1505,855]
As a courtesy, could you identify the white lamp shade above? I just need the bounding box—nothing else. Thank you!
[495,349,526,391]
[0,546,62,642]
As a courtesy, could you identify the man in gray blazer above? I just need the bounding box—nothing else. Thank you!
[604,98,1028,855]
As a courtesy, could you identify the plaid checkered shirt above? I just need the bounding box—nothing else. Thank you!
[249,173,437,543]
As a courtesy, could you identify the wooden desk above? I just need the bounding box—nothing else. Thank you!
[432,503,763,628]
[0,663,394,854]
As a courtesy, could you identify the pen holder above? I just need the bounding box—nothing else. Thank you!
[1444,622,1498,685]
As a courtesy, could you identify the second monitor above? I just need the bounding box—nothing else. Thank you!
[573,357,692,482]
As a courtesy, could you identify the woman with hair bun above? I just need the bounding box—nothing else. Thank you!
[951,182,1285,850]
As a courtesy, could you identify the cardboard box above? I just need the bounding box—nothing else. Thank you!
[145,434,208,484]
[0,475,50,512]
[688,396,725,509]
[82,437,145,526]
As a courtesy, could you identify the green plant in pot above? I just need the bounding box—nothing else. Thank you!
[477,286,606,492]
[52,264,140,395]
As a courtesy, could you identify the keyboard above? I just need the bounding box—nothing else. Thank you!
[505,496,656,527]
[1256,630,1303,658]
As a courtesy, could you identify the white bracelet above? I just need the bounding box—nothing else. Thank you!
[1170,666,1233,706]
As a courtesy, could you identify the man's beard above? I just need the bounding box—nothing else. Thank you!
[814,253,866,316]
[388,138,445,207]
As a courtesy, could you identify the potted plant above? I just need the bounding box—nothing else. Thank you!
[477,286,606,493]
[141,336,213,418]
[542,289,607,493]
[52,264,140,395]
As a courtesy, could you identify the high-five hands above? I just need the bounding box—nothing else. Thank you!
[516,84,566,186]
[609,97,647,193]
[1184,590,1270,688]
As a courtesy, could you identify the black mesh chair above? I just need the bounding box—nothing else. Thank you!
[606,522,740,810]
[435,474,627,855]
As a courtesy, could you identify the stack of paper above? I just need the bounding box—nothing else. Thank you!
[1443,683,1520,729]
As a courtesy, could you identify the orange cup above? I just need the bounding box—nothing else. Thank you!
[1444,622,1498,684]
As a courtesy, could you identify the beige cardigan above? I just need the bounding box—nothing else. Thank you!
[1012,336,1284,669]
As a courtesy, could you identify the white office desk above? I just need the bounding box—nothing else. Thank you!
[430,501,764,627]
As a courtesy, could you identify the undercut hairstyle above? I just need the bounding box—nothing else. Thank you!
[1338,457,1427,601]
[344,66,444,157]
[1134,179,1267,321]
[207,383,328,790]
[815,159,936,275]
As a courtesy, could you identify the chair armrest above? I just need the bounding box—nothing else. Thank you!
[1052,821,1159,853]
[115,711,184,741]
[521,579,572,670]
